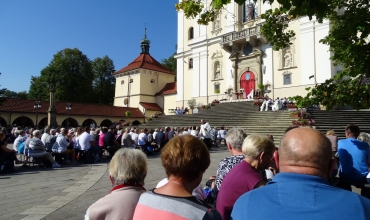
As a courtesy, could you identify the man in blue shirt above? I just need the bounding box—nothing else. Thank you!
[231,127,370,220]
[338,124,370,183]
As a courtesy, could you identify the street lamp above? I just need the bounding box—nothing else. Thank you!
[66,103,72,128]
[34,101,41,129]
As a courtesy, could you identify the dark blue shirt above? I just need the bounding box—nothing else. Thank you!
[338,138,370,182]
[231,173,370,220]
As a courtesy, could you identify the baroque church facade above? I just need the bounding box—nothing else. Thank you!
[174,0,341,108]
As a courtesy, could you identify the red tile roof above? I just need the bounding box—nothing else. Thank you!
[113,53,175,75]
[139,102,163,112]
[155,82,177,96]
[0,98,145,118]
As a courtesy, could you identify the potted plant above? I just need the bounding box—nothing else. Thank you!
[215,88,220,100]
[187,98,197,114]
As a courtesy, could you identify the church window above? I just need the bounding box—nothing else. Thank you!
[214,83,220,94]
[283,74,291,85]
[243,0,258,22]
[188,27,194,40]
[121,80,124,84]
[189,58,193,69]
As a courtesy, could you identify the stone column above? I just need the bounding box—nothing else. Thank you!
[48,85,57,127]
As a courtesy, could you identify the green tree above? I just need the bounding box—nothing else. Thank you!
[92,55,115,105]
[29,48,94,103]
[161,53,177,73]
[28,76,50,100]
[0,73,6,105]
[2,90,28,99]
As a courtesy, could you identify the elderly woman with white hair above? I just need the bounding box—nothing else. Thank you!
[216,134,275,220]
[29,130,61,168]
[85,148,147,220]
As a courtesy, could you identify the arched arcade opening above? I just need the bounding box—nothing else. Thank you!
[82,119,97,128]
[0,117,7,128]
[100,119,113,127]
[61,118,79,128]
[12,116,34,128]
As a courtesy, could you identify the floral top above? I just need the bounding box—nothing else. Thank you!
[212,154,245,199]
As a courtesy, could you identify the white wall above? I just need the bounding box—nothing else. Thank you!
[300,18,316,85]
[192,53,200,97]
[315,20,332,84]
[261,44,273,88]
[176,58,184,101]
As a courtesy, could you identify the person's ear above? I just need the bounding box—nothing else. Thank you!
[227,142,233,151]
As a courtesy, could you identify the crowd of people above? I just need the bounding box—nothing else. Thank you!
[0,119,227,172]
[260,97,290,111]
[2,122,370,219]
[83,123,370,219]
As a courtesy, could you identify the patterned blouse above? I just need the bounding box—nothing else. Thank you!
[212,154,245,199]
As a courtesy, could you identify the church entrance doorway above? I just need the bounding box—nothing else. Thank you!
[240,71,255,96]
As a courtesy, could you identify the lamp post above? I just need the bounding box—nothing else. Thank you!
[66,103,72,128]
[34,101,41,129]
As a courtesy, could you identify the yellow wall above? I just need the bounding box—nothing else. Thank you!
[0,111,143,128]
[163,94,177,115]
[114,69,175,111]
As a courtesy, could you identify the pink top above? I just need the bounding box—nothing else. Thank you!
[98,133,105,147]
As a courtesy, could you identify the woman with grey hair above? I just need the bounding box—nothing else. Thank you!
[358,132,370,146]
[212,128,247,200]
[85,148,147,220]
[29,130,60,168]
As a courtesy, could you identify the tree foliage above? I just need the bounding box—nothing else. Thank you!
[0,73,6,105]
[92,56,115,105]
[28,76,50,100]
[2,90,28,99]
[161,53,177,73]
[29,48,116,105]
[177,0,370,110]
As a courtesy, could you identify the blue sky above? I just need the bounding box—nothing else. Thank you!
[0,0,178,92]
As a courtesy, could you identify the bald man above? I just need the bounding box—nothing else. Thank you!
[231,127,370,220]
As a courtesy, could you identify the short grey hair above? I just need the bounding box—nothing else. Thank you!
[225,128,247,151]
[60,128,66,133]
[50,129,56,135]
[33,130,41,136]
[242,134,275,159]
[109,148,148,186]
[358,132,370,145]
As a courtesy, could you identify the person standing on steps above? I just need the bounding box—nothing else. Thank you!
[200,119,212,149]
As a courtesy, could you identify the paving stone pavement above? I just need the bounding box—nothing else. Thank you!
[0,145,230,220]
[1,144,362,220]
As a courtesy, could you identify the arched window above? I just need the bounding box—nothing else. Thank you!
[188,27,194,40]
[189,58,193,69]
[243,0,258,22]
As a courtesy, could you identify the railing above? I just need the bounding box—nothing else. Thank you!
[221,24,263,44]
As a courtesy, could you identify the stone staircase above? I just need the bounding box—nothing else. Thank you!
[141,102,370,144]
[142,101,293,144]
[308,110,370,139]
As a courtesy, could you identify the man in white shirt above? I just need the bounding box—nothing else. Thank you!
[200,119,212,149]
[153,128,158,141]
[131,129,139,146]
[79,127,94,151]
[41,127,51,145]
